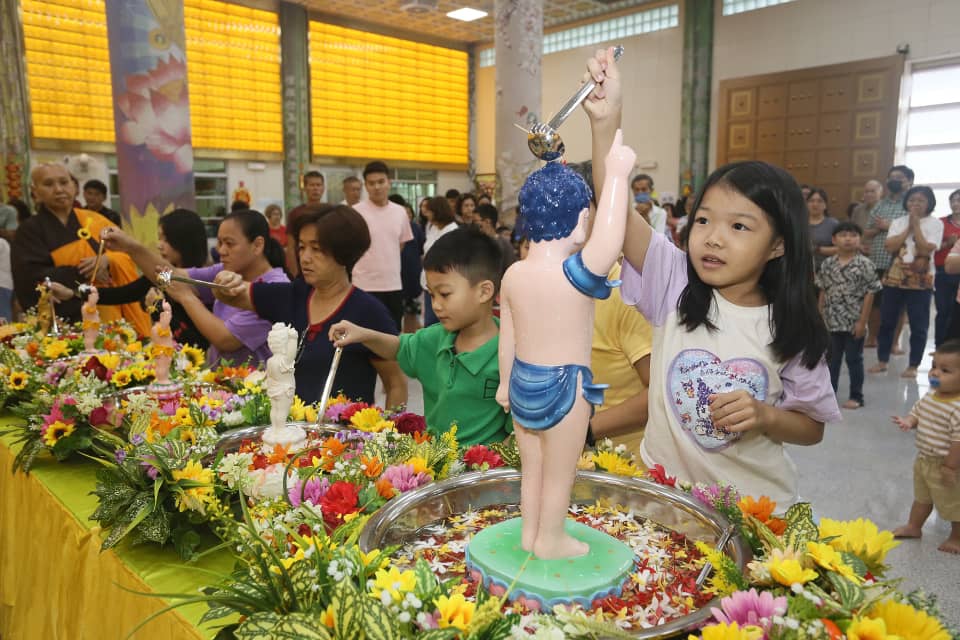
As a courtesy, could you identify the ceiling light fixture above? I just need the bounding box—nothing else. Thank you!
[446,7,488,21]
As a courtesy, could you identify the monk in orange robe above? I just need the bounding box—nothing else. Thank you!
[12,163,151,336]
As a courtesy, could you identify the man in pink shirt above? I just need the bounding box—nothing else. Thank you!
[351,161,413,329]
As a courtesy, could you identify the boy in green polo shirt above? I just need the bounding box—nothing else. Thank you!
[329,227,511,445]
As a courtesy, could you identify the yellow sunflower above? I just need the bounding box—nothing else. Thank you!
[435,593,476,631]
[806,541,860,583]
[847,617,893,640]
[691,622,764,640]
[111,370,132,387]
[170,460,215,514]
[818,518,899,573]
[181,345,204,369]
[767,557,818,587]
[7,371,28,391]
[349,407,394,432]
[869,600,951,640]
[593,450,643,477]
[43,420,76,447]
[43,340,70,359]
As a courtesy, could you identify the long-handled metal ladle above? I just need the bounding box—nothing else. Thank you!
[525,45,625,161]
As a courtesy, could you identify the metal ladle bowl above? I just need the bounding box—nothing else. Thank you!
[526,45,624,162]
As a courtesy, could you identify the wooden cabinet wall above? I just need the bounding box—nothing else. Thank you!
[718,56,903,218]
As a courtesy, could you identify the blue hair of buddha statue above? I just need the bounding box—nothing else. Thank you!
[518,161,592,243]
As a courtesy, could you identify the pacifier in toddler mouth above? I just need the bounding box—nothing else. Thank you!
[929,374,941,389]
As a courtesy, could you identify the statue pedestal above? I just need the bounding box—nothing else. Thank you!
[147,380,182,403]
[261,424,307,451]
[464,517,634,611]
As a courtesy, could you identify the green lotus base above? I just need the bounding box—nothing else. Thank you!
[464,517,634,611]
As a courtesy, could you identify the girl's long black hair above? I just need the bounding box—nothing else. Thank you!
[677,161,828,369]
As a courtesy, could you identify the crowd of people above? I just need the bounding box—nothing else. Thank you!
[2,48,957,553]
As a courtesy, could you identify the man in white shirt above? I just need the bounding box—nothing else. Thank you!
[351,161,413,330]
[632,174,666,235]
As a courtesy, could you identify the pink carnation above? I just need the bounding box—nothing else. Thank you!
[381,464,432,493]
[288,476,330,507]
[711,588,787,635]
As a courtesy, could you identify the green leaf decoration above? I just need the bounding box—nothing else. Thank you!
[332,581,363,640]
[417,630,460,640]
[360,597,399,640]
[128,507,173,547]
[234,612,332,640]
[101,494,153,550]
[840,551,868,579]
[51,433,92,459]
[212,624,240,640]
[488,435,521,469]
[784,502,819,550]
[414,558,438,597]
[828,571,865,611]
[467,613,520,640]
[200,603,238,625]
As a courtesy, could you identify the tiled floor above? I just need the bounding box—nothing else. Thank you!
[383,330,960,626]
[791,337,960,626]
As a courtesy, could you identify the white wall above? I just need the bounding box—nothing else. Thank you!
[710,0,960,170]
[226,160,284,211]
[476,24,684,194]
[437,170,473,193]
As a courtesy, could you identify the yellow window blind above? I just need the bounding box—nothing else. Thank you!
[309,22,468,166]
[184,0,282,153]
[21,0,114,143]
[21,0,282,154]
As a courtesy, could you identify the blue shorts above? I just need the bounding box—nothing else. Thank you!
[508,358,607,431]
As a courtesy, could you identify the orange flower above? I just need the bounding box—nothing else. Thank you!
[102,337,117,352]
[375,477,396,499]
[412,431,431,444]
[767,517,787,535]
[739,495,777,522]
[26,341,39,357]
[320,436,346,458]
[152,414,176,438]
[361,455,384,478]
[267,444,291,465]
[739,495,787,535]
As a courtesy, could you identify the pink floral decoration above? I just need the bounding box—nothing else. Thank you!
[116,57,193,173]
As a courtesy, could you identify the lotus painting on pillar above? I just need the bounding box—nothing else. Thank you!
[104,0,195,248]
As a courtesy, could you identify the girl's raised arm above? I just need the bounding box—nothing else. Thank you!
[583,47,652,272]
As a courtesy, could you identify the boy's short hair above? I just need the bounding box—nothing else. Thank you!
[517,162,591,243]
[832,220,862,237]
[83,179,107,195]
[423,226,504,294]
[363,161,389,179]
[342,175,361,186]
[303,170,325,183]
[445,188,460,199]
[476,203,498,225]
[936,339,960,357]
[631,173,653,189]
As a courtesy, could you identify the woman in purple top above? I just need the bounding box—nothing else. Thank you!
[212,206,408,407]
[103,209,289,366]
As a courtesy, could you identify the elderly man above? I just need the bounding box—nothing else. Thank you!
[851,180,883,247]
[11,163,150,335]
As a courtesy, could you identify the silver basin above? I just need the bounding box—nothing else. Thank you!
[360,468,748,639]
[215,421,342,455]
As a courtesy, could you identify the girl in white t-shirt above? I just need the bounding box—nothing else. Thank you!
[584,48,841,504]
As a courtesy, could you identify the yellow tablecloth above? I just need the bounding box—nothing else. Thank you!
[0,418,235,640]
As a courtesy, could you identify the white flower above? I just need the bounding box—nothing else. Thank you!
[216,453,254,490]
[221,410,245,427]
[243,465,291,499]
